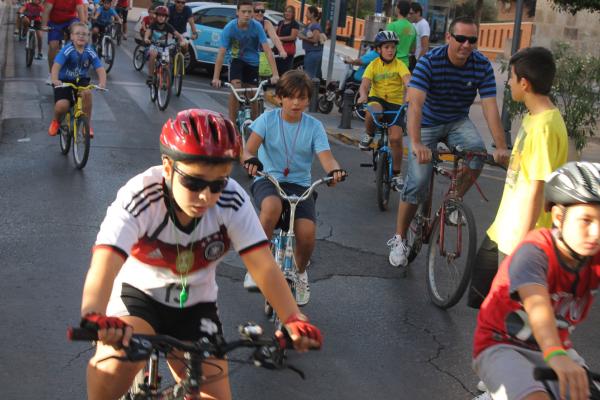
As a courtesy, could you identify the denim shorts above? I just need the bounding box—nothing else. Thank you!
[401,117,486,204]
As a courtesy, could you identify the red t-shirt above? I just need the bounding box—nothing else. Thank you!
[116,0,129,8]
[47,0,83,23]
[473,228,600,358]
[24,3,44,21]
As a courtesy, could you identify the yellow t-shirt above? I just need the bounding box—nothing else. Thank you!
[362,57,410,105]
[487,108,568,254]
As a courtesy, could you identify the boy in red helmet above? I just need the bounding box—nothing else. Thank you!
[78,109,323,400]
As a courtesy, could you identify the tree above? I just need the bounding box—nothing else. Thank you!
[549,0,600,14]
[454,0,498,22]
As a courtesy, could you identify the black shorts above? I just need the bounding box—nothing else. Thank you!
[92,22,107,34]
[367,96,404,127]
[228,58,259,85]
[53,78,91,106]
[24,18,42,30]
[120,283,223,342]
[115,6,128,21]
[251,179,317,231]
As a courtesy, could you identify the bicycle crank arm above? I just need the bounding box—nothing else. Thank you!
[360,163,373,167]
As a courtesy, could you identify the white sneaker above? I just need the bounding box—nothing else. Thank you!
[243,272,259,292]
[473,392,492,400]
[45,74,52,85]
[295,271,310,306]
[477,380,487,392]
[387,234,409,267]
[358,133,373,150]
[391,175,404,192]
[447,208,466,226]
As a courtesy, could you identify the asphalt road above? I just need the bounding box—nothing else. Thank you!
[1,14,599,400]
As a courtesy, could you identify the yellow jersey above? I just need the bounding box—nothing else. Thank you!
[362,57,411,105]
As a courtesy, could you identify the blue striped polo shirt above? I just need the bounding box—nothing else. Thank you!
[409,45,496,127]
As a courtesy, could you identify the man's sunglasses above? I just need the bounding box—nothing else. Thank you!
[173,164,228,193]
[451,33,477,44]
[254,9,265,13]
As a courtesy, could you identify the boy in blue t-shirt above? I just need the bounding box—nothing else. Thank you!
[91,0,122,46]
[211,0,279,122]
[48,22,106,138]
[242,70,347,306]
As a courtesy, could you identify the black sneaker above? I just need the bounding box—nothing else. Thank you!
[358,133,373,150]
[146,76,153,85]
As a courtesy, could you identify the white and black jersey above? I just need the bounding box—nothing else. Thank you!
[95,166,268,310]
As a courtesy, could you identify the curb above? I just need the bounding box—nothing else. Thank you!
[0,1,10,142]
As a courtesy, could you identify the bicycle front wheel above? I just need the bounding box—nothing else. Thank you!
[102,38,115,73]
[133,44,146,71]
[173,53,184,97]
[25,31,35,67]
[376,151,391,211]
[72,115,90,169]
[426,200,477,309]
[157,66,171,111]
[59,116,72,155]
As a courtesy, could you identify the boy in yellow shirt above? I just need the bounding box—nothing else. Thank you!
[357,30,411,191]
[468,46,568,309]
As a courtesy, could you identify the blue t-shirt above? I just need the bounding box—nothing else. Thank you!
[354,49,379,81]
[55,43,102,81]
[168,5,192,34]
[95,7,118,26]
[250,109,331,187]
[221,19,267,66]
[408,45,497,127]
[302,23,323,53]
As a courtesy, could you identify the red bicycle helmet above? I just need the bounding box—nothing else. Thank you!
[160,109,241,162]
[155,5,169,16]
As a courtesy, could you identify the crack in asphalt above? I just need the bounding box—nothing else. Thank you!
[65,346,95,368]
[401,312,476,397]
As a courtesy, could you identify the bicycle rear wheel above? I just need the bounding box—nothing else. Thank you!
[102,38,115,73]
[72,115,90,169]
[376,151,391,211]
[133,44,146,71]
[25,31,35,67]
[173,53,184,97]
[59,115,72,155]
[157,66,172,111]
[426,200,477,309]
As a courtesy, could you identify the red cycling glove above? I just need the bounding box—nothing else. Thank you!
[80,312,129,331]
[282,313,323,349]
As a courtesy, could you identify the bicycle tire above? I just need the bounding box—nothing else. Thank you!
[376,151,391,211]
[133,44,146,71]
[174,53,184,97]
[72,115,90,169]
[157,66,172,111]
[317,95,333,114]
[406,204,424,263]
[59,116,72,155]
[426,200,477,309]
[25,31,35,67]
[103,38,115,73]
[116,24,122,46]
[353,90,366,121]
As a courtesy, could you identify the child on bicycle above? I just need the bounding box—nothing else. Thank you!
[78,108,323,400]
[143,5,183,84]
[139,4,156,40]
[473,161,600,400]
[18,0,44,59]
[48,22,106,138]
[468,47,568,309]
[91,0,122,47]
[242,70,347,305]
[357,30,411,192]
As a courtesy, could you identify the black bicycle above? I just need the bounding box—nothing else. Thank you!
[68,322,305,399]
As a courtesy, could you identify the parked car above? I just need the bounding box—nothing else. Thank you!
[134,2,357,81]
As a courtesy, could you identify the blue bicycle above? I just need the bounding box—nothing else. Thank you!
[360,104,407,211]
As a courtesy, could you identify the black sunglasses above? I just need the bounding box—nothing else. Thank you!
[173,164,228,193]
[451,33,477,44]
[254,9,265,13]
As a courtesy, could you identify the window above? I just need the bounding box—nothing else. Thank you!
[194,7,236,29]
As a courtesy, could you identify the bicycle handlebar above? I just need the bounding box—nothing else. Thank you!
[534,367,600,383]
[256,171,333,203]
[362,103,407,129]
[55,83,108,92]
[432,145,505,170]
[224,80,270,103]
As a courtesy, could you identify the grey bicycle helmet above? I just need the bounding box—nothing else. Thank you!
[374,30,399,47]
[544,162,600,212]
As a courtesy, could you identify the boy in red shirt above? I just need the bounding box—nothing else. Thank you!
[17,0,44,59]
[473,162,600,400]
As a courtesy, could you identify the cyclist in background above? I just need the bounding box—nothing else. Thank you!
[143,6,183,84]
[79,108,322,400]
[113,0,131,40]
[41,0,86,83]
[357,31,411,192]
[386,0,415,68]
[242,70,346,305]
[387,16,510,268]
[48,22,106,138]
[473,161,600,400]
[18,0,44,59]
[91,0,122,47]
[139,4,155,39]
[344,41,378,83]
[167,0,198,52]
[252,1,287,79]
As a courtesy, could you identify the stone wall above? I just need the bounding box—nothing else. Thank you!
[532,0,600,56]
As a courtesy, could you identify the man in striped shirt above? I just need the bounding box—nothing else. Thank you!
[388,16,511,268]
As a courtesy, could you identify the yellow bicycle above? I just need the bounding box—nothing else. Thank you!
[57,83,106,169]
[172,41,186,97]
